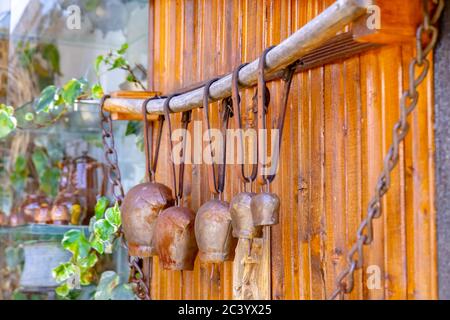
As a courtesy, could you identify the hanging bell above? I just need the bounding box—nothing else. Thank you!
[250,192,280,227]
[155,206,197,270]
[122,180,174,258]
[154,104,198,271]
[122,103,174,258]
[195,81,235,264]
[195,199,233,263]
[230,192,259,239]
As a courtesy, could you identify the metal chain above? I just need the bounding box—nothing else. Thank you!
[330,0,444,300]
[99,96,150,300]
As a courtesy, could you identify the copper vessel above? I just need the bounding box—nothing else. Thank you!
[73,152,107,225]
[21,192,52,224]
[121,102,174,258]
[50,157,84,225]
[33,203,51,224]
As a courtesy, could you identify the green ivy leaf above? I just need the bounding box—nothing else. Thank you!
[62,79,86,105]
[125,121,142,136]
[109,57,127,71]
[15,156,27,172]
[95,197,110,219]
[32,149,48,174]
[95,55,104,74]
[52,262,77,283]
[126,74,136,83]
[91,83,104,99]
[77,252,98,269]
[36,85,57,113]
[94,219,115,241]
[0,109,17,139]
[42,43,61,75]
[40,167,60,197]
[90,238,104,255]
[61,229,91,259]
[55,283,71,298]
[24,112,34,121]
[117,43,129,55]
[105,203,121,228]
[94,271,120,300]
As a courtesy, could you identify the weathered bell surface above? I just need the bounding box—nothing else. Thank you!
[195,199,233,263]
[230,192,258,239]
[250,192,280,226]
[121,182,174,258]
[154,206,198,271]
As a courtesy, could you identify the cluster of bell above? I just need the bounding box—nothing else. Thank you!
[121,187,279,270]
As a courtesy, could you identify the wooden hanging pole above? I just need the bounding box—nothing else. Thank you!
[104,0,371,116]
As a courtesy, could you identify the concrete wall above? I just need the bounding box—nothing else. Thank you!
[434,2,450,301]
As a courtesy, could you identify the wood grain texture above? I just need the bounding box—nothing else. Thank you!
[146,0,437,300]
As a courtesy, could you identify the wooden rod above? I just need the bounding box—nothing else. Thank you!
[106,0,371,115]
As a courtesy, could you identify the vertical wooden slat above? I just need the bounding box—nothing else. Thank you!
[146,0,438,301]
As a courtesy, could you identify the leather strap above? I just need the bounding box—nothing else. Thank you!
[142,97,165,183]
[256,46,296,186]
[232,62,259,187]
[163,94,192,205]
[203,78,232,195]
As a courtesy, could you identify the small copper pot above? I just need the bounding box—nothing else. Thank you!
[33,203,51,225]
[195,199,233,263]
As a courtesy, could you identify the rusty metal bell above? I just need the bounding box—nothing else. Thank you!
[154,206,198,270]
[195,199,233,263]
[230,192,258,239]
[250,192,280,227]
[121,182,174,257]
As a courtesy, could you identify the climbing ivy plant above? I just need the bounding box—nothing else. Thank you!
[53,197,135,300]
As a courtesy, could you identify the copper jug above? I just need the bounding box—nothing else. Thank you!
[73,152,107,224]
[195,82,234,264]
[154,102,198,270]
[121,100,174,258]
[50,157,84,225]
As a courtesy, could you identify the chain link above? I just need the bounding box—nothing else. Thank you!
[330,0,444,300]
[99,96,150,300]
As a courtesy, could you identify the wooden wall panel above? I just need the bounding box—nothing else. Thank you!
[147,0,437,300]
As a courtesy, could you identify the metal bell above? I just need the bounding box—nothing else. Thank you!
[121,182,175,257]
[230,192,258,239]
[195,199,233,263]
[154,206,198,271]
[250,192,280,227]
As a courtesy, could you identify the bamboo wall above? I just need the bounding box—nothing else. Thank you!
[147,0,437,300]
